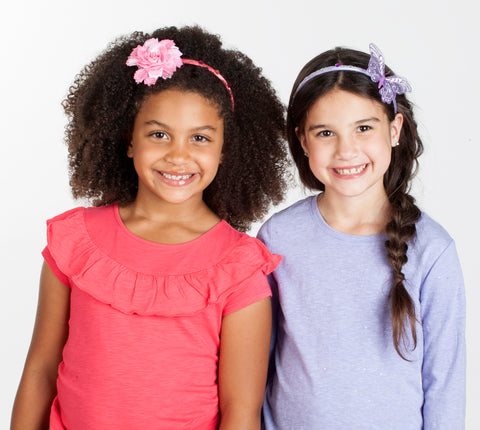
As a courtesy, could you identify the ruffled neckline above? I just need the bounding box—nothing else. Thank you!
[46,205,280,316]
[95,204,235,275]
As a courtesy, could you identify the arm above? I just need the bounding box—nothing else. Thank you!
[421,241,466,430]
[218,297,272,430]
[267,274,279,380]
[256,224,279,386]
[11,261,70,430]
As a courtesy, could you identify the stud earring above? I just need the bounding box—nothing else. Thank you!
[304,152,309,157]
[392,141,399,147]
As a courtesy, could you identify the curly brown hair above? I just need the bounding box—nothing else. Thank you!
[63,25,288,232]
[288,46,423,360]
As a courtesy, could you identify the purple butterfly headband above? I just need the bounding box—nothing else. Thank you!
[126,38,234,110]
[292,43,411,113]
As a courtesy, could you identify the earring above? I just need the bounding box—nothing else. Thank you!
[392,141,399,147]
[304,152,309,157]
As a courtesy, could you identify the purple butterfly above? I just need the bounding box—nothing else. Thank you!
[366,43,411,113]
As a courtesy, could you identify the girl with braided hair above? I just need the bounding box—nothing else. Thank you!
[258,44,466,429]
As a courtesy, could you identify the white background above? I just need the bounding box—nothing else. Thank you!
[1,0,478,427]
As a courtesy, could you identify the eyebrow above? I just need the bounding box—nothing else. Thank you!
[145,120,218,132]
[354,117,381,125]
[307,117,381,132]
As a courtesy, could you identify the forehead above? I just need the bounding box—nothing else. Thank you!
[136,89,224,126]
[306,89,388,125]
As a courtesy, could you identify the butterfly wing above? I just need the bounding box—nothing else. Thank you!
[367,43,385,83]
[380,76,412,104]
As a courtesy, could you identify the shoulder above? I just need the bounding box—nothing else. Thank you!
[258,196,316,243]
[408,212,463,281]
[268,195,315,224]
[46,204,115,241]
[46,206,85,224]
[413,212,455,256]
[220,222,281,271]
[46,204,113,226]
[46,206,87,240]
[44,204,116,263]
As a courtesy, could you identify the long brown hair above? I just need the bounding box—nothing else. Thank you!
[287,47,423,359]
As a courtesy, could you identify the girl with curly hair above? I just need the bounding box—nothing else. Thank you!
[11,26,288,430]
[258,44,466,429]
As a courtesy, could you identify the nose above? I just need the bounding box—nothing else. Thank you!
[335,135,358,160]
[165,140,190,165]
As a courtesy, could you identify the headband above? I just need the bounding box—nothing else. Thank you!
[126,38,234,110]
[292,43,411,113]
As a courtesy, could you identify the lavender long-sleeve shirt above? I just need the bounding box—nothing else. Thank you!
[259,196,465,430]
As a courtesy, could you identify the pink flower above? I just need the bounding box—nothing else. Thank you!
[126,38,183,86]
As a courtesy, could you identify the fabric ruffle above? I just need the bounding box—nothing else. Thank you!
[46,208,281,316]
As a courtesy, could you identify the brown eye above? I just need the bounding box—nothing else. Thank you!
[150,131,167,139]
[357,125,371,132]
[317,130,333,137]
[193,135,209,143]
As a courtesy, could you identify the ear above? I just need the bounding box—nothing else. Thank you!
[296,126,308,156]
[390,113,404,147]
[127,142,134,158]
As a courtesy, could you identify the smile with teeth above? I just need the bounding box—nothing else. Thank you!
[160,172,194,180]
[333,164,367,175]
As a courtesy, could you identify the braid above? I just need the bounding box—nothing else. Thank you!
[385,193,421,359]
[383,95,423,360]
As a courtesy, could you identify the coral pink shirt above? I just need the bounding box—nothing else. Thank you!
[42,204,279,430]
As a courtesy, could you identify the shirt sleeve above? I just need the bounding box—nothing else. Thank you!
[222,270,272,315]
[42,246,71,287]
[420,240,466,429]
[221,226,279,316]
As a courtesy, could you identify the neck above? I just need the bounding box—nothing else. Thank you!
[128,192,215,223]
[318,190,391,236]
[118,193,221,244]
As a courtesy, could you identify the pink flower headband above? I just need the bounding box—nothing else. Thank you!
[126,38,234,110]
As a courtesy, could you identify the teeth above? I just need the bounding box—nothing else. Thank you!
[161,172,194,180]
[335,165,366,175]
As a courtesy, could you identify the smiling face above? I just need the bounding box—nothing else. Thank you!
[298,89,403,205]
[128,89,224,209]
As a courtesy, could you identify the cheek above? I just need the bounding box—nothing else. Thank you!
[208,155,223,174]
[371,142,393,171]
[308,145,330,167]
[131,146,162,171]
[306,152,331,183]
[197,150,223,175]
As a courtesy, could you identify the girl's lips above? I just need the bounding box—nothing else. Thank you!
[156,170,197,186]
[331,163,368,178]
